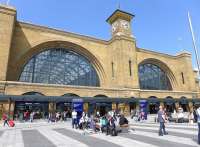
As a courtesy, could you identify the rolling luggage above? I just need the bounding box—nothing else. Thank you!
[9,120,15,127]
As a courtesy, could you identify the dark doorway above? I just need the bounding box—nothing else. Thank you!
[14,102,49,120]
[56,102,71,112]
[96,103,112,116]
[149,103,159,114]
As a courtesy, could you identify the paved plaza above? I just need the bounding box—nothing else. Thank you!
[0,121,199,147]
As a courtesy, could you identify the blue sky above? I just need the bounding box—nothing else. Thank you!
[1,0,200,68]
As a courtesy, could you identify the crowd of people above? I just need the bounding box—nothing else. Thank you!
[71,109,130,136]
[2,105,200,144]
[130,109,147,122]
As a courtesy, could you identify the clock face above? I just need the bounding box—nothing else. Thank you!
[112,22,118,33]
[120,20,130,29]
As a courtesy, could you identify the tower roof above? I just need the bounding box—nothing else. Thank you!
[106,9,134,24]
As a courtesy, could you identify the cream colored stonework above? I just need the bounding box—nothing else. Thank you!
[0,5,199,105]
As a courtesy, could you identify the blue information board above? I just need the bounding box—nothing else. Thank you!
[139,100,148,120]
[72,99,83,122]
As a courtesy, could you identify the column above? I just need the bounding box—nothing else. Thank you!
[9,102,15,119]
[175,102,179,111]
[49,102,55,113]
[112,103,117,111]
[160,102,164,108]
[188,101,193,112]
[124,103,130,116]
[83,103,88,113]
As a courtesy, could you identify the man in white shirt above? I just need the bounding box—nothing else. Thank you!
[72,109,77,129]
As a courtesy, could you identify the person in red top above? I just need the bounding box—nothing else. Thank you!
[2,113,9,127]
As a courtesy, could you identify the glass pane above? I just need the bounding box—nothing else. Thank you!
[19,48,100,87]
[139,64,172,90]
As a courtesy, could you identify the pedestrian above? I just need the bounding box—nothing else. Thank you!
[196,106,200,144]
[63,111,67,121]
[72,109,77,129]
[30,112,34,123]
[194,108,197,123]
[56,112,60,122]
[107,116,117,136]
[48,112,52,123]
[189,111,194,124]
[2,113,9,127]
[157,106,168,136]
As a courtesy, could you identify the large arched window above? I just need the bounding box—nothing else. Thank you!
[139,63,172,90]
[19,48,100,87]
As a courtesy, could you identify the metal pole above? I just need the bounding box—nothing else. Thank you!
[6,0,10,5]
[188,12,200,77]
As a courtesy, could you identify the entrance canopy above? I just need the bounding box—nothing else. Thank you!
[148,96,160,105]
[164,96,175,105]
[179,97,188,105]
[0,95,136,103]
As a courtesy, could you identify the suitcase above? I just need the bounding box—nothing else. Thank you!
[9,120,15,127]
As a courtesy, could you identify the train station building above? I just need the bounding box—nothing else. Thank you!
[0,4,199,118]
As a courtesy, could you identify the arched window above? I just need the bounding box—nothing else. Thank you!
[139,63,172,90]
[94,95,108,98]
[63,93,80,97]
[19,48,100,87]
[22,92,44,96]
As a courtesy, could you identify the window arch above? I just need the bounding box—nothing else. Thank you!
[22,92,44,96]
[94,95,108,98]
[19,48,100,87]
[62,93,80,97]
[139,63,172,90]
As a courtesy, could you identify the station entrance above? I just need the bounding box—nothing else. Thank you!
[14,101,49,120]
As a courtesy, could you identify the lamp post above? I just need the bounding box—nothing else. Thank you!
[188,12,200,77]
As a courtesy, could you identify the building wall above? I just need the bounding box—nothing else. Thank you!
[0,5,199,100]
[0,5,16,81]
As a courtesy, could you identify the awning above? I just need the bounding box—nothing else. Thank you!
[164,97,175,105]
[179,97,188,105]
[192,98,200,105]
[148,97,159,105]
[96,103,112,107]
[0,95,137,103]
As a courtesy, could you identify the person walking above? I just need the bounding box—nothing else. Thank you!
[48,112,52,123]
[196,106,200,144]
[30,112,34,123]
[72,109,77,129]
[2,113,9,127]
[157,106,168,136]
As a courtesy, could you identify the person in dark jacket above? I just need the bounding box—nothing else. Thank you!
[3,113,9,127]
[106,116,116,135]
[119,114,129,127]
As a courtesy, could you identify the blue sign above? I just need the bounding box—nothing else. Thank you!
[72,99,83,122]
[139,100,148,120]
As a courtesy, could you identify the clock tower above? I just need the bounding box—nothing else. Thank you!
[106,9,134,38]
[106,9,139,89]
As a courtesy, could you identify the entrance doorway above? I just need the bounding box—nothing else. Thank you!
[14,102,49,120]
[96,103,112,116]
[56,102,71,112]
[148,96,159,114]
[149,103,159,114]
[165,104,175,113]
[129,102,136,113]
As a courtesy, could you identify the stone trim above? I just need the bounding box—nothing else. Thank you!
[17,21,109,45]
[138,47,191,59]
